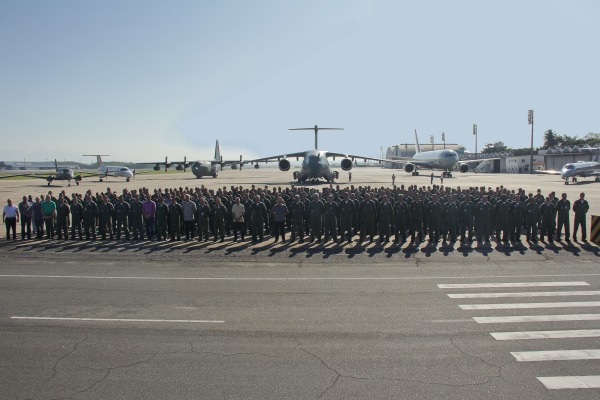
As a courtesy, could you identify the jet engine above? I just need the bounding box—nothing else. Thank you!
[404,163,415,173]
[459,163,469,173]
[254,163,260,169]
[278,159,291,172]
[340,158,353,171]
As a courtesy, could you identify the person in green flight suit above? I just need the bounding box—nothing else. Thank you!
[168,195,182,241]
[211,196,227,242]
[129,193,145,240]
[114,195,130,240]
[155,196,169,241]
[82,194,98,240]
[70,197,84,240]
[377,194,394,244]
[308,193,324,243]
[249,195,267,243]
[323,194,338,243]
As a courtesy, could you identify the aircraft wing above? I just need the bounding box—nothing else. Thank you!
[459,156,502,163]
[0,173,36,179]
[326,152,389,164]
[238,152,308,166]
[534,170,562,175]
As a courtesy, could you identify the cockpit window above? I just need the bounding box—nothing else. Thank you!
[120,168,129,172]
[564,165,575,170]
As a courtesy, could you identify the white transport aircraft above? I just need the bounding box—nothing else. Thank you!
[83,155,135,182]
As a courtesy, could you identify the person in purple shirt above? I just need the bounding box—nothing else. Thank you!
[142,195,156,240]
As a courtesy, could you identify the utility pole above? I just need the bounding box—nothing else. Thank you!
[442,132,446,149]
[528,110,534,174]
[430,135,434,151]
[473,124,478,160]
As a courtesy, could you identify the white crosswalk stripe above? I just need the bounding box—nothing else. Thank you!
[438,280,600,391]
[448,290,600,299]
[459,301,600,310]
[537,376,600,389]
[491,329,600,340]
[512,349,600,362]
[438,282,590,289]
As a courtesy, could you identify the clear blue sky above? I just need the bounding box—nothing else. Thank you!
[1,0,598,163]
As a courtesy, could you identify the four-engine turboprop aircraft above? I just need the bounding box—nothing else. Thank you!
[391,130,499,177]
[83,155,135,182]
[237,125,388,183]
[142,140,239,178]
[0,159,83,186]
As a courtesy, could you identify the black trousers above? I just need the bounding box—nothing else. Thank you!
[5,217,17,239]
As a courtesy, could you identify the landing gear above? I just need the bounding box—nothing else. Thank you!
[412,171,420,176]
[442,171,453,178]
[126,177,130,182]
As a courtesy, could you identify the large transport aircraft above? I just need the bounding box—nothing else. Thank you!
[391,130,498,177]
[83,155,135,182]
[0,159,83,186]
[142,140,239,178]
[237,125,388,183]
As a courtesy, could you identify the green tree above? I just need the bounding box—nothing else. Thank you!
[543,129,558,148]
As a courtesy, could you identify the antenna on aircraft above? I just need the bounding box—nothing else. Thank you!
[289,125,344,150]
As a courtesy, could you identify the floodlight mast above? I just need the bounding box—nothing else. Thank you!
[289,125,344,150]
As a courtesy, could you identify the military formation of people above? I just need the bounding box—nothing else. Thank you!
[3,183,592,246]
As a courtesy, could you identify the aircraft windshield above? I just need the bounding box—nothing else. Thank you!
[120,168,129,172]
[564,165,575,170]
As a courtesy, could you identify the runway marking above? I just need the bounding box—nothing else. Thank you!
[449,291,600,298]
[473,314,600,323]
[537,376,600,389]
[459,301,600,310]
[11,316,225,323]
[2,274,600,281]
[491,329,600,341]
[511,349,600,362]
[438,282,590,289]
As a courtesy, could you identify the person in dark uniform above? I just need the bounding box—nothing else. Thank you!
[289,194,305,243]
[377,194,394,244]
[129,194,145,240]
[70,197,84,240]
[459,193,474,242]
[555,193,571,241]
[155,197,169,241]
[98,195,114,240]
[572,192,589,241]
[524,193,539,242]
[428,194,443,243]
[509,194,524,242]
[18,196,32,240]
[211,196,227,242]
[271,196,289,243]
[539,196,556,243]
[168,196,182,241]
[475,195,492,243]
[393,194,410,243]
[308,193,324,243]
[114,196,131,240]
[250,195,267,243]
[442,195,459,243]
[82,194,98,240]
[55,197,70,240]
[323,195,338,243]
[359,193,376,243]
[495,195,511,243]
[338,192,355,244]
[196,195,211,242]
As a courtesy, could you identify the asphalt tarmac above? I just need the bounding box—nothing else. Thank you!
[1,168,599,399]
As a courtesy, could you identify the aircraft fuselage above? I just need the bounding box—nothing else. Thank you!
[191,161,218,178]
[412,149,460,171]
[296,150,336,182]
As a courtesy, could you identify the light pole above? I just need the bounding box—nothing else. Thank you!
[528,110,534,174]
[473,124,478,160]
[442,132,446,149]
[430,135,434,151]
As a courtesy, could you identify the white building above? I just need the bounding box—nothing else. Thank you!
[504,155,544,174]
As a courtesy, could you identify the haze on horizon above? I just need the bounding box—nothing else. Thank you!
[1,0,599,163]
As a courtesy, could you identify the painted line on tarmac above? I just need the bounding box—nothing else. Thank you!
[2,274,600,281]
[491,329,600,341]
[438,282,590,289]
[474,314,600,323]
[511,349,600,362]
[11,316,225,323]
[460,301,600,310]
[537,375,600,389]
[449,291,600,298]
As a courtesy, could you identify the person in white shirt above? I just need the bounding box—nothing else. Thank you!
[231,196,245,242]
[3,198,20,240]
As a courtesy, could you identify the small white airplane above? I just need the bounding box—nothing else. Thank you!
[83,155,135,182]
[538,160,600,184]
[391,130,499,177]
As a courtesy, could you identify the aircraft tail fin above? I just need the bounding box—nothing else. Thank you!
[83,154,109,168]
[414,130,421,154]
[214,140,221,162]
